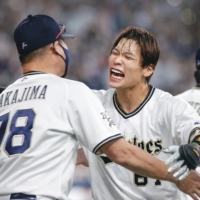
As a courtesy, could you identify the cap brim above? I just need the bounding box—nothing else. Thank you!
[61,34,76,39]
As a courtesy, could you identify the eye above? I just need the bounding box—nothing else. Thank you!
[111,50,119,55]
[125,55,133,60]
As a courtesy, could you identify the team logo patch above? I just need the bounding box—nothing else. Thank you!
[100,111,115,127]
[21,76,28,82]
[194,122,200,125]
[22,42,27,49]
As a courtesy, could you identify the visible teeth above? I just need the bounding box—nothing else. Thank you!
[111,69,123,75]
[111,74,122,79]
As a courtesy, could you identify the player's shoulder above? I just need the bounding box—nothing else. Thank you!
[92,88,115,103]
[176,87,200,101]
[154,87,187,106]
[46,76,89,93]
[176,89,193,98]
[153,87,172,101]
[62,78,88,88]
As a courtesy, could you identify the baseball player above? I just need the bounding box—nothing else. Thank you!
[1,15,194,200]
[176,47,200,115]
[171,47,200,200]
[77,27,200,200]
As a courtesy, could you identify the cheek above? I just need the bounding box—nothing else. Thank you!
[126,67,141,81]
[108,56,113,65]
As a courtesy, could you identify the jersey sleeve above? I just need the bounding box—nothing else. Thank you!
[169,97,200,144]
[92,89,106,100]
[66,82,122,154]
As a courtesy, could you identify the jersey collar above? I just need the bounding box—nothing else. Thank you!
[113,85,155,119]
[21,71,46,78]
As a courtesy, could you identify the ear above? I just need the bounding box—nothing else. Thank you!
[143,64,155,78]
[51,41,62,55]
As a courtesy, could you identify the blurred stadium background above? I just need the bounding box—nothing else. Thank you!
[0,0,199,199]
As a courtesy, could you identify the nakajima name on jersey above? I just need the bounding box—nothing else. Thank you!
[0,85,48,108]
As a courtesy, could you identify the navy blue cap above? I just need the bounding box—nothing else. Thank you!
[14,14,75,55]
[196,47,200,70]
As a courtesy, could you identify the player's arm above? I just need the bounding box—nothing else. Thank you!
[76,148,89,167]
[101,138,200,200]
[164,128,200,177]
[100,138,175,180]
[163,99,200,180]
[68,84,200,199]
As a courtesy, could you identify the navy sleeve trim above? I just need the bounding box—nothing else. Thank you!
[93,133,123,154]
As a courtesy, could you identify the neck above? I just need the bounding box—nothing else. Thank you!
[115,84,150,113]
[22,59,61,76]
[23,60,47,74]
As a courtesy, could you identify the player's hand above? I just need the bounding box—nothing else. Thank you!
[163,145,190,180]
[176,170,200,200]
[163,144,200,180]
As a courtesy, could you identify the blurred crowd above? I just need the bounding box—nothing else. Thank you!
[0,0,200,94]
[0,0,200,199]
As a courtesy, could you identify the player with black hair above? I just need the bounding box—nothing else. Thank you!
[2,14,199,200]
[176,47,200,115]
[166,47,200,200]
[77,26,200,200]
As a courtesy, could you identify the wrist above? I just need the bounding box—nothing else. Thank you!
[165,172,178,184]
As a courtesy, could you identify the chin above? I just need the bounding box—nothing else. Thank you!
[109,81,120,89]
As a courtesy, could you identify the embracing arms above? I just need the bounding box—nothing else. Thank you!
[77,138,200,200]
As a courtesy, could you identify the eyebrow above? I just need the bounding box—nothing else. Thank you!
[113,47,134,57]
[124,52,134,57]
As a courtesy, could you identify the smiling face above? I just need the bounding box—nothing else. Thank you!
[108,38,150,90]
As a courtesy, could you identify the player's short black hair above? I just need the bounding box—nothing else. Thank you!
[110,26,160,83]
[19,44,50,65]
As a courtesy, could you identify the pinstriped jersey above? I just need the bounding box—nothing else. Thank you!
[176,86,200,115]
[0,72,122,200]
[83,85,200,200]
[176,86,200,200]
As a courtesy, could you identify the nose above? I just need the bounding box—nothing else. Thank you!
[113,54,123,65]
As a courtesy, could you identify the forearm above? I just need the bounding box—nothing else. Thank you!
[121,148,172,181]
[119,145,176,183]
[101,139,176,183]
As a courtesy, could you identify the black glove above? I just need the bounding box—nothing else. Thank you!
[179,143,200,170]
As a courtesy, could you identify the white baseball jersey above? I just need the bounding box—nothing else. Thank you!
[176,86,200,200]
[0,72,122,200]
[83,85,200,200]
[176,86,200,115]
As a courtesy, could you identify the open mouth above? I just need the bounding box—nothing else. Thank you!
[110,68,124,79]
